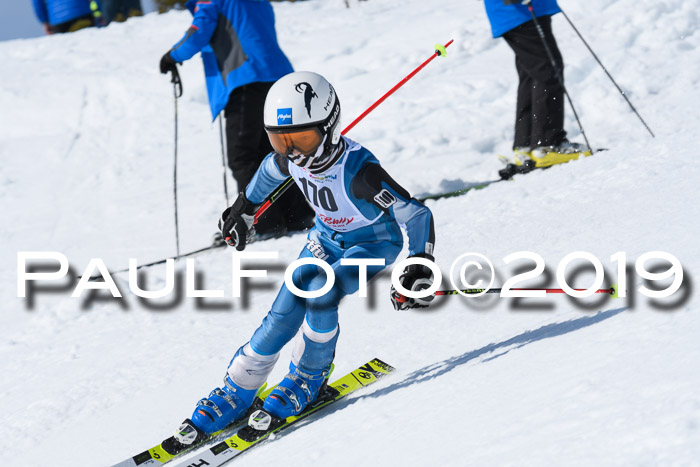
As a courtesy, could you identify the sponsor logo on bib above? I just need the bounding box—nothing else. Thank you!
[309,173,338,182]
[318,213,354,228]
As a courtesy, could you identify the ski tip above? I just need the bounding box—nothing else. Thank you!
[370,358,396,373]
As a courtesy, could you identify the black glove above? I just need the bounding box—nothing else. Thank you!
[390,253,436,311]
[159,52,178,75]
[218,192,257,251]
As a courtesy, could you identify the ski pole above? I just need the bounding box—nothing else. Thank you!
[343,39,453,134]
[253,177,296,225]
[171,66,182,258]
[435,287,616,296]
[559,8,655,138]
[252,40,454,224]
[522,0,592,152]
[218,114,230,206]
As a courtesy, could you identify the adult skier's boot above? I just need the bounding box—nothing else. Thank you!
[528,140,592,167]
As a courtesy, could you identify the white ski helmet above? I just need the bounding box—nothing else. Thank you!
[264,71,342,172]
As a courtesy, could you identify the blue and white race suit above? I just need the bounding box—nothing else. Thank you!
[227,137,435,389]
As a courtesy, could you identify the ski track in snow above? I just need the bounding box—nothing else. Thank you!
[1,0,699,465]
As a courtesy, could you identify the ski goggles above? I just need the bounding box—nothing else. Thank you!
[266,126,324,158]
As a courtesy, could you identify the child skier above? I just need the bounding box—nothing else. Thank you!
[170,71,436,448]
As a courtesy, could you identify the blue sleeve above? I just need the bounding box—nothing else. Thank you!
[393,198,435,257]
[168,1,218,63]
[353,162,435,256]
[32,0,48,23]
[244,153,291,204]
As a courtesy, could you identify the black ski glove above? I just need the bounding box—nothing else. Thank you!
[159,52,178,75]
[218,193,257,251]
[390,253,436,311]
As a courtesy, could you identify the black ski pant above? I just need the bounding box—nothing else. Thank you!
[224,82,315,234]
[502,15,567,149]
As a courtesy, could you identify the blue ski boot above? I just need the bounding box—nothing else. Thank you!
[164,374,263,454]
[262,361,334,419]
[190,373,260,434]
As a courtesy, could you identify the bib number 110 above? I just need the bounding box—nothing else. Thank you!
[299,178,338,212]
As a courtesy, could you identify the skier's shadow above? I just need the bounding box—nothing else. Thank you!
[360,307,626,402]
[278,307,626,437]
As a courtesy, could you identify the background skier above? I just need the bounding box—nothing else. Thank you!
[32,0,102,34]
[159,0,315,238]
[482,0,588,166]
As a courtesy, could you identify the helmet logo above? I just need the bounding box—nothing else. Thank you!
[277,108,293,125]
[322,103,340,133]
[295,82,318,118]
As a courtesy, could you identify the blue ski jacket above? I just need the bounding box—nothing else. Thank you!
[483,0,561,38]
[169,0,294,119]
[32,0,96,26]
[246,137,436,257]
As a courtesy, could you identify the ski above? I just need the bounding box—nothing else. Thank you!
[498,148,608,180]
[417,179,503,202]
[111,420,244,467]
[171,358,394,467]
[497,158,538,180]
[111,383,274,467]
[417,147,608,202]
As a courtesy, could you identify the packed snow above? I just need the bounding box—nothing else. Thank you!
[1,0,698,465]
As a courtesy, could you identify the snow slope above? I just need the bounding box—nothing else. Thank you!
[1,0,699,465]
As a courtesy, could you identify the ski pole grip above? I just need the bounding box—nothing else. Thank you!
[171,68,183,98]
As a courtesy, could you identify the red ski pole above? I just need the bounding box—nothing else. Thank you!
[252,40,454,225]
[435,287,616,296]
[393,285,616,307]
[342,39,454,134]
